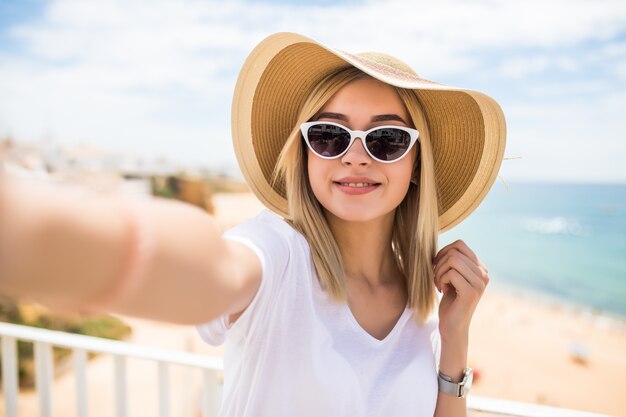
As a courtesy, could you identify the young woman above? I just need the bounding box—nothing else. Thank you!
[0,33,506,417]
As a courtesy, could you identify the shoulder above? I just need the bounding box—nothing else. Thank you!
[225,209,295,236]
[254,210,299,237]
[224,209,304,248]
[223,209,308,271]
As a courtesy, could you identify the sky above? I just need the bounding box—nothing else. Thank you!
[1,0,625,183]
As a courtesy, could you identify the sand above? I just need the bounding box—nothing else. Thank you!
[2,192,625,417]
[468,285,626,416]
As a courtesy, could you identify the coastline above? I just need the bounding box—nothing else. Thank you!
[486,280,626,333]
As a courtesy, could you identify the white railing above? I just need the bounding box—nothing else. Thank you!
[0,322,616,417]
[0,321,223,417]
[466,397,615,417]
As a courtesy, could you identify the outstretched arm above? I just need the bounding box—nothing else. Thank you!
[0,175,262,325]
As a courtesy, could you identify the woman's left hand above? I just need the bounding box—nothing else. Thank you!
[433,239,490,344]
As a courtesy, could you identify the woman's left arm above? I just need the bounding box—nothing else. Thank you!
[432,239,490,417]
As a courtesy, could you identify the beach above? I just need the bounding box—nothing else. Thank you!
[3,191,625,416]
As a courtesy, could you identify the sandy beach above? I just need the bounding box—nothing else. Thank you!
[3,192,625,416]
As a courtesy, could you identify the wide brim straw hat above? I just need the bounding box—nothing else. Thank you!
[231,32,506,233]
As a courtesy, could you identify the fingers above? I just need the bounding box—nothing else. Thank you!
[439,266,486,306]
[439,268,472,297]
[433,241,490,296]
[434,239,488,274]
[435,256,487,295]
[434,250,489,291]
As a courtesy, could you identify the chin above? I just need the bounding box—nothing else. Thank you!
[322,202,395,224]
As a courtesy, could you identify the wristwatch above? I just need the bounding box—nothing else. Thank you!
[437,367,473,398]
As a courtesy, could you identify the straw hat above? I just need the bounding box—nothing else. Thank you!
[231,32,506,232]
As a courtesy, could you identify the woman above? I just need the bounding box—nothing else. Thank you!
[0,33,506,417]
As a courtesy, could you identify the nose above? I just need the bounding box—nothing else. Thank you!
[341,137,371,166]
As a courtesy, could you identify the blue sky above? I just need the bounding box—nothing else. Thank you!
[1,0,625,182]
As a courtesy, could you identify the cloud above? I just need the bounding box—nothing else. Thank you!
[497,55,580,78]
[0,0,625,181]
[500,90,626,182]
[615,59,626,80]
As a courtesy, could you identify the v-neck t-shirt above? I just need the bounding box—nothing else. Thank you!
[196,210,442,417]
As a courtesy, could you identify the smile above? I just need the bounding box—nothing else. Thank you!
[333,181,381,195]
[335,182,380,188]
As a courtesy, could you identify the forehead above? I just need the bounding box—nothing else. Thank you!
[317,76,410,122]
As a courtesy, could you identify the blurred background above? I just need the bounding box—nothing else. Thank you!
[0,0,625,416]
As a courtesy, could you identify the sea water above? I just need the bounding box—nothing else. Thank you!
[439,181,626,321]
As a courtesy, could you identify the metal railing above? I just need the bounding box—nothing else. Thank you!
[0,322,615,417]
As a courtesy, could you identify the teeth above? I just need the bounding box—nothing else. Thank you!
[338,182,376,188]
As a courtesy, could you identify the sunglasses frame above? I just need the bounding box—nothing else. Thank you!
[300,121,420,164]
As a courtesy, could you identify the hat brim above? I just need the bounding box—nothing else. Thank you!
[231,32,506,233]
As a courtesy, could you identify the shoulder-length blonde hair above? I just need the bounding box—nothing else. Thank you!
[273,66,440,325]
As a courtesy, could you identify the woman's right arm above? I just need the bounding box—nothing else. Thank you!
[0,175,262,325]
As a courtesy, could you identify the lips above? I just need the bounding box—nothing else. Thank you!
[333,176,381,195]
[333,176,381,188]
[334,182,379,188]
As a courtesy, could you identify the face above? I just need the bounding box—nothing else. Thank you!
[306,76,417,223]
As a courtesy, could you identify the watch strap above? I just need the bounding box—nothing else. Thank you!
[437,367,473,398]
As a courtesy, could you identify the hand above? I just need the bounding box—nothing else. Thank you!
[433,239,490,343]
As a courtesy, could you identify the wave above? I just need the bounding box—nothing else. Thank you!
[520,216,585,236]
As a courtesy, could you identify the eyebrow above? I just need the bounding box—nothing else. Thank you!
[316,112,408,125]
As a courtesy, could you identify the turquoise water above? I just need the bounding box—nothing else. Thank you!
[439,181,626,320]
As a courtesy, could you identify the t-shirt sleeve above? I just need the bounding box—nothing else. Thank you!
[195,212,290,346]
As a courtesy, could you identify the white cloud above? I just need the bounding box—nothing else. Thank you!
[303,0,626,56]
[497,55,580,78]
[600,40,626,58]
[499,92,626,182]
[0,0,625,181]
[614,59,626,80]
[525,81,610,99]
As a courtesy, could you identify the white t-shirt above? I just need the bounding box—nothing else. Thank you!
[196,210,442,417]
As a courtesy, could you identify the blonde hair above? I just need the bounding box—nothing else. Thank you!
[273,67,440,325]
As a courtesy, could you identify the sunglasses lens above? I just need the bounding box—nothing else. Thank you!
[366,128,412,161]
[306,124,351,157]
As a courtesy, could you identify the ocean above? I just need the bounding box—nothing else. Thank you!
[438,181,626,321]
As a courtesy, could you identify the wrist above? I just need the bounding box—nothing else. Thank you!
[440,328,469,345]
[439,340,468,383]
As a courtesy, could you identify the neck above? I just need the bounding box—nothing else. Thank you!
[325,210,403,288]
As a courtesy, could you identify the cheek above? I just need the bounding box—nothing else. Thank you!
[307,153,328,199]
[386,158,415,201]
[394,155,416,185]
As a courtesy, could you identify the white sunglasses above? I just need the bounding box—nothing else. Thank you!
[300,121,420,163]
